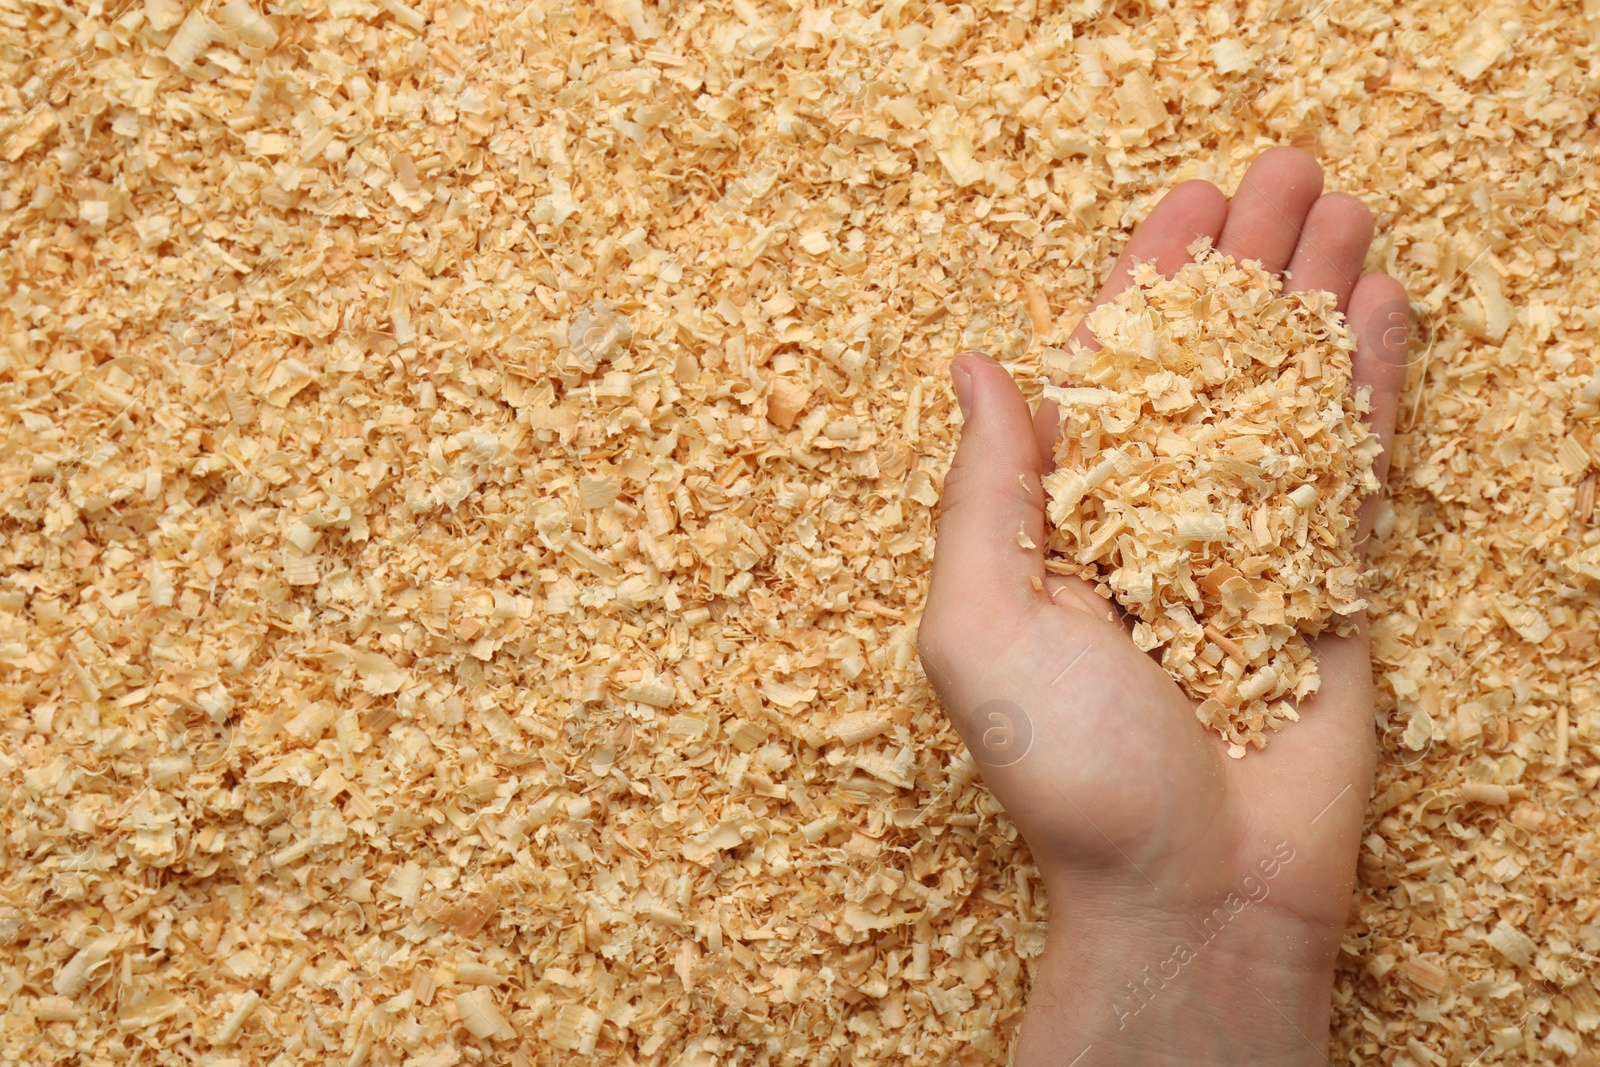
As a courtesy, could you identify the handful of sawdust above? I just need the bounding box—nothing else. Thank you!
[1041,241,1382,757]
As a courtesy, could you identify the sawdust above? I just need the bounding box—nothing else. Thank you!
[0,0,1597,1064]
[1042,243,1379,756]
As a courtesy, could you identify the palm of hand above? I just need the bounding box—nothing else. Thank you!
[921,149,1409,939]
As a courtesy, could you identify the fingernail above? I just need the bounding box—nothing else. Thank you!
[951,351,995,418]
[951,364,974,418]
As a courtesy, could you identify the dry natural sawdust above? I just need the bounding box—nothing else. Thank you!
[1,0,1598,1064]
[1042,242,1379,756]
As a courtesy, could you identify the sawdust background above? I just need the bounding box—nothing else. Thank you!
[2,0,1598,1064]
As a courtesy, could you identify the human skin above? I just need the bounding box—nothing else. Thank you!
[917,147,1410,1064]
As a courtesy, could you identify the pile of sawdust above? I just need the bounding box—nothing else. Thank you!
[1,0,1598,1063]
[1042,243,1380,755]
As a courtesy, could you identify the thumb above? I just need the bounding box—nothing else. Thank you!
[923,352,1047,675]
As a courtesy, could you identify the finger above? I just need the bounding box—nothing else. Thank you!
[926,351,1047,638]
[1297,275,1410,759]
[1042,574,1144,647]
[1053,180,1227,464]
[1032,398,1059,472]
[1043,574,1116,622]
[1215,146,1324,274]
[1067,179,1230,348]
[1282,193,1374,312]
[1345,272,1410,547]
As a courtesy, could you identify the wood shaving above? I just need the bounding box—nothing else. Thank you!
[1042,245,1378,754]
[0,0,1596,1063]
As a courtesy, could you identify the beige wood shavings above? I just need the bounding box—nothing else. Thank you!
[0,0,1597,1063]
[1042,244,1378,754]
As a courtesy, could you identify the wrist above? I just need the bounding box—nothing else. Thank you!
[1014,890,1341,1066]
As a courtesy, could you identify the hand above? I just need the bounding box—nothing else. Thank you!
[918,148,1410,1064]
